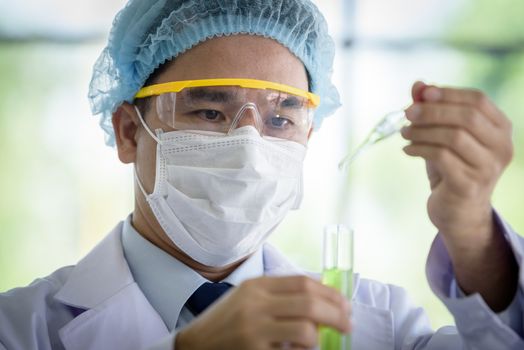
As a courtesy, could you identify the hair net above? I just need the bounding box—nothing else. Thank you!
[89,0,341,146]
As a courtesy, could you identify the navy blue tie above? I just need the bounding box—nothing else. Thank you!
[186,282,232,316]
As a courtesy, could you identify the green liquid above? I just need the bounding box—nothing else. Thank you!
[320,268,352,350]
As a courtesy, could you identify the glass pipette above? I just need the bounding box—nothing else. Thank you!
[338,110,409,171]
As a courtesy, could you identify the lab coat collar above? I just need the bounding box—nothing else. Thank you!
[54,222,169,350]
[54,221,132,309]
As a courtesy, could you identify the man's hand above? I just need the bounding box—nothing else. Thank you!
[402,81,518,311]
[176,276,350,350]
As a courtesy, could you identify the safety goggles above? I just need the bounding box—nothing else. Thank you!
[134,79,320,144]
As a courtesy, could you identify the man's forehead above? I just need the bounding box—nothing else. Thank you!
[150,35,309,91]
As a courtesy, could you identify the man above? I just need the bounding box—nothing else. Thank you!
[1,0,523,349]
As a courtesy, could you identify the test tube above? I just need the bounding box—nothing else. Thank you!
[320,224,353,350]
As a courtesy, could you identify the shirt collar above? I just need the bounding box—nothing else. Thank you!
[121,214,264,331]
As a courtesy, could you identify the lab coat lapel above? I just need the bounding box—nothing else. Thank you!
[262,243,394,350]
[54,222,169,350]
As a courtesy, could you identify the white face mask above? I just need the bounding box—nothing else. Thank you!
[134,107,307,267]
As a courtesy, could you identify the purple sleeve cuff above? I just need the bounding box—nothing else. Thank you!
[426,210,524,347]
[450,277,522,335]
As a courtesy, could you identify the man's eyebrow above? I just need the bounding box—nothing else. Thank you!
[268,93,304,108]
[186,88,237,103]
[280,96,303,107]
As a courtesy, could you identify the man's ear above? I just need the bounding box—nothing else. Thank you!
[112,102,140,164]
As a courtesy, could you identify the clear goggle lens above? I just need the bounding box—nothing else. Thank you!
[154,86,314,144]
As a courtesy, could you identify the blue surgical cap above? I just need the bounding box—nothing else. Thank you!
[89,0,341,146]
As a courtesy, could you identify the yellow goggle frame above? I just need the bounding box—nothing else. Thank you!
[134,78,320,108]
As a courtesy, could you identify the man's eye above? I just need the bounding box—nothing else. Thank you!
[196,110,223,122]
[268,116,293,129]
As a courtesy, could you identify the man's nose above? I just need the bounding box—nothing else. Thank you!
[233,105,263,132]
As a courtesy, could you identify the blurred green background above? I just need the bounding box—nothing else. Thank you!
[1,0,523,331]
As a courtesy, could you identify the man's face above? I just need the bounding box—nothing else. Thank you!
[134,34,310,195]
[113,34,310,265]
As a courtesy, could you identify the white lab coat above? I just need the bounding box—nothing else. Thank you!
[1,220,523,350]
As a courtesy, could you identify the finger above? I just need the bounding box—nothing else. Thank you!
[411,81,427,103]
[403,143,473,191]
[268,295,351,333]
[258,276,350,313]
[405,103,499,148]
[419,85,509,128]
[401,125,490,169]
[265,320,318,348]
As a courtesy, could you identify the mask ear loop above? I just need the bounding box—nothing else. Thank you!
[134,105,162,144]
[133,105,159,197]
[134,166,149,197]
